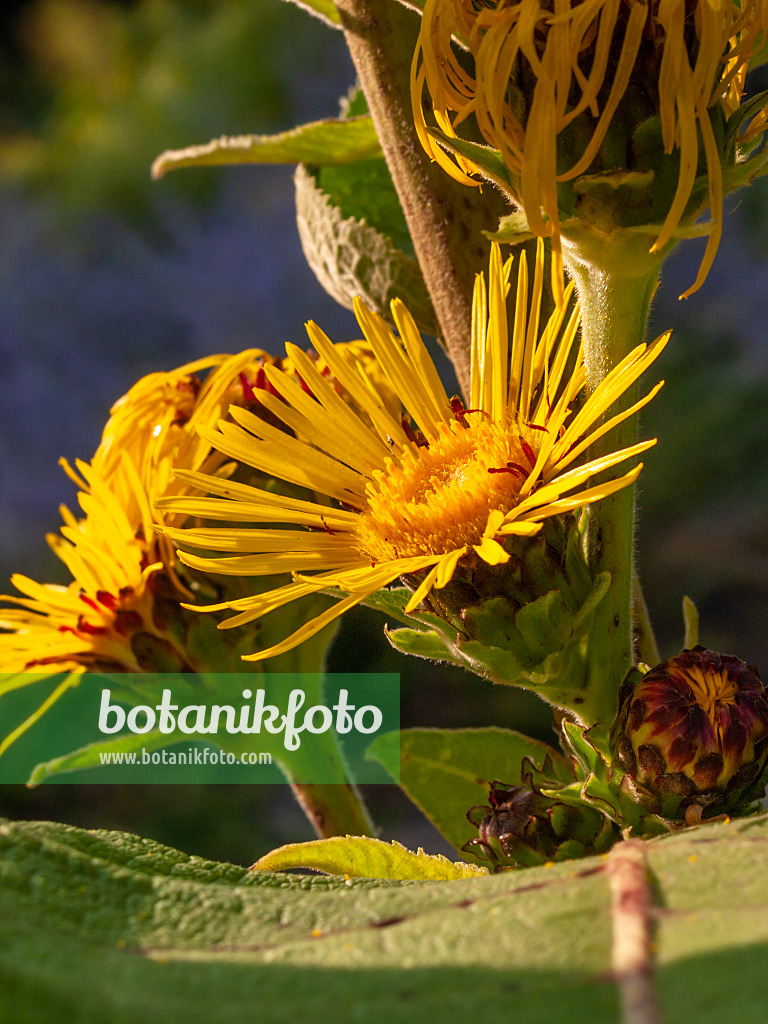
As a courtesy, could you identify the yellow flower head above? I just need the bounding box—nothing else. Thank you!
[413,0,768,298]
[0,350,274,750]
[161,242,668,662]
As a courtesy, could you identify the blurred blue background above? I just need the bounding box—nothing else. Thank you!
[1,0,768,864]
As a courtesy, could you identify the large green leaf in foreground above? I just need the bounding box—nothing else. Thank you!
[2,814,768,1023]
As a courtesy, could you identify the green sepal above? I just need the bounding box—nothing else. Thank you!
[563,520,594,606]
[371,517,611,720]
[372,586,463,665]
[447,571,610,718]
[555,721,621,818]
[721,147,768,192]
[457,597,527,658]
[361,585,437,627]
[552,718,678,838]
[520,540,575,611]
[486,211,536,245]
[384,624,462,665]
[549,803,595,843]
[465,774,621,869]
[593,814,621,853]
[514,590,573,660]
[424,127,514,191]
[562,720,612,770]
[391,569,614,720]
[724,89,768,150]
[608,666,645,745]
[553,839,590,861]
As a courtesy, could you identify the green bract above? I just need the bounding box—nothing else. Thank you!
[387,515,612,722]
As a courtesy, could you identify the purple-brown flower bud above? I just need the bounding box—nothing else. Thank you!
[618,647,768,822]
[464,782,618,870]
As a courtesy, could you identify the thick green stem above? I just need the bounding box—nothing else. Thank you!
[289,782,374,838]
[334,0,506,397]
[562,237,662,727]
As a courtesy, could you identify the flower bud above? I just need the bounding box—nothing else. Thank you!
[615,647,768,823]
[465,781,618,870]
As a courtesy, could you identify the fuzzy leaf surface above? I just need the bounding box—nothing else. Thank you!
[295,163,436,333]
[4,815,768,1022]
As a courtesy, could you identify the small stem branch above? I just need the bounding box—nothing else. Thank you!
[682,595,699,650]
[607,840,662,1024]
[290,782,375,839]
[633,572,661,667]
[334,0,507,397]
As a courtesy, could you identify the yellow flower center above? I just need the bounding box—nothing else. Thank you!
[354,415,540,562]
[684,666,738,733]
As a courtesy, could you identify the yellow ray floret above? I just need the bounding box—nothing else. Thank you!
[163,241,668,662]
[0,349,282,752]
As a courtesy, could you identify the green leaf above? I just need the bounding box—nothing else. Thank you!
[151,116,380,179]
[272,86,436,333]
[6,814,768,1022]
[27,729,173,785]
[571,572,611,634]
[367,728,570,855]
[281,0,342,27]
[0,816,622,1022]
[253,836,488,879]
[295,163,437,334]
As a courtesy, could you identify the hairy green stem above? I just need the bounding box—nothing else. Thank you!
[562,238,662,726]
[289,781,374,838]
[232,603,375,841]
[334,0,506,397]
